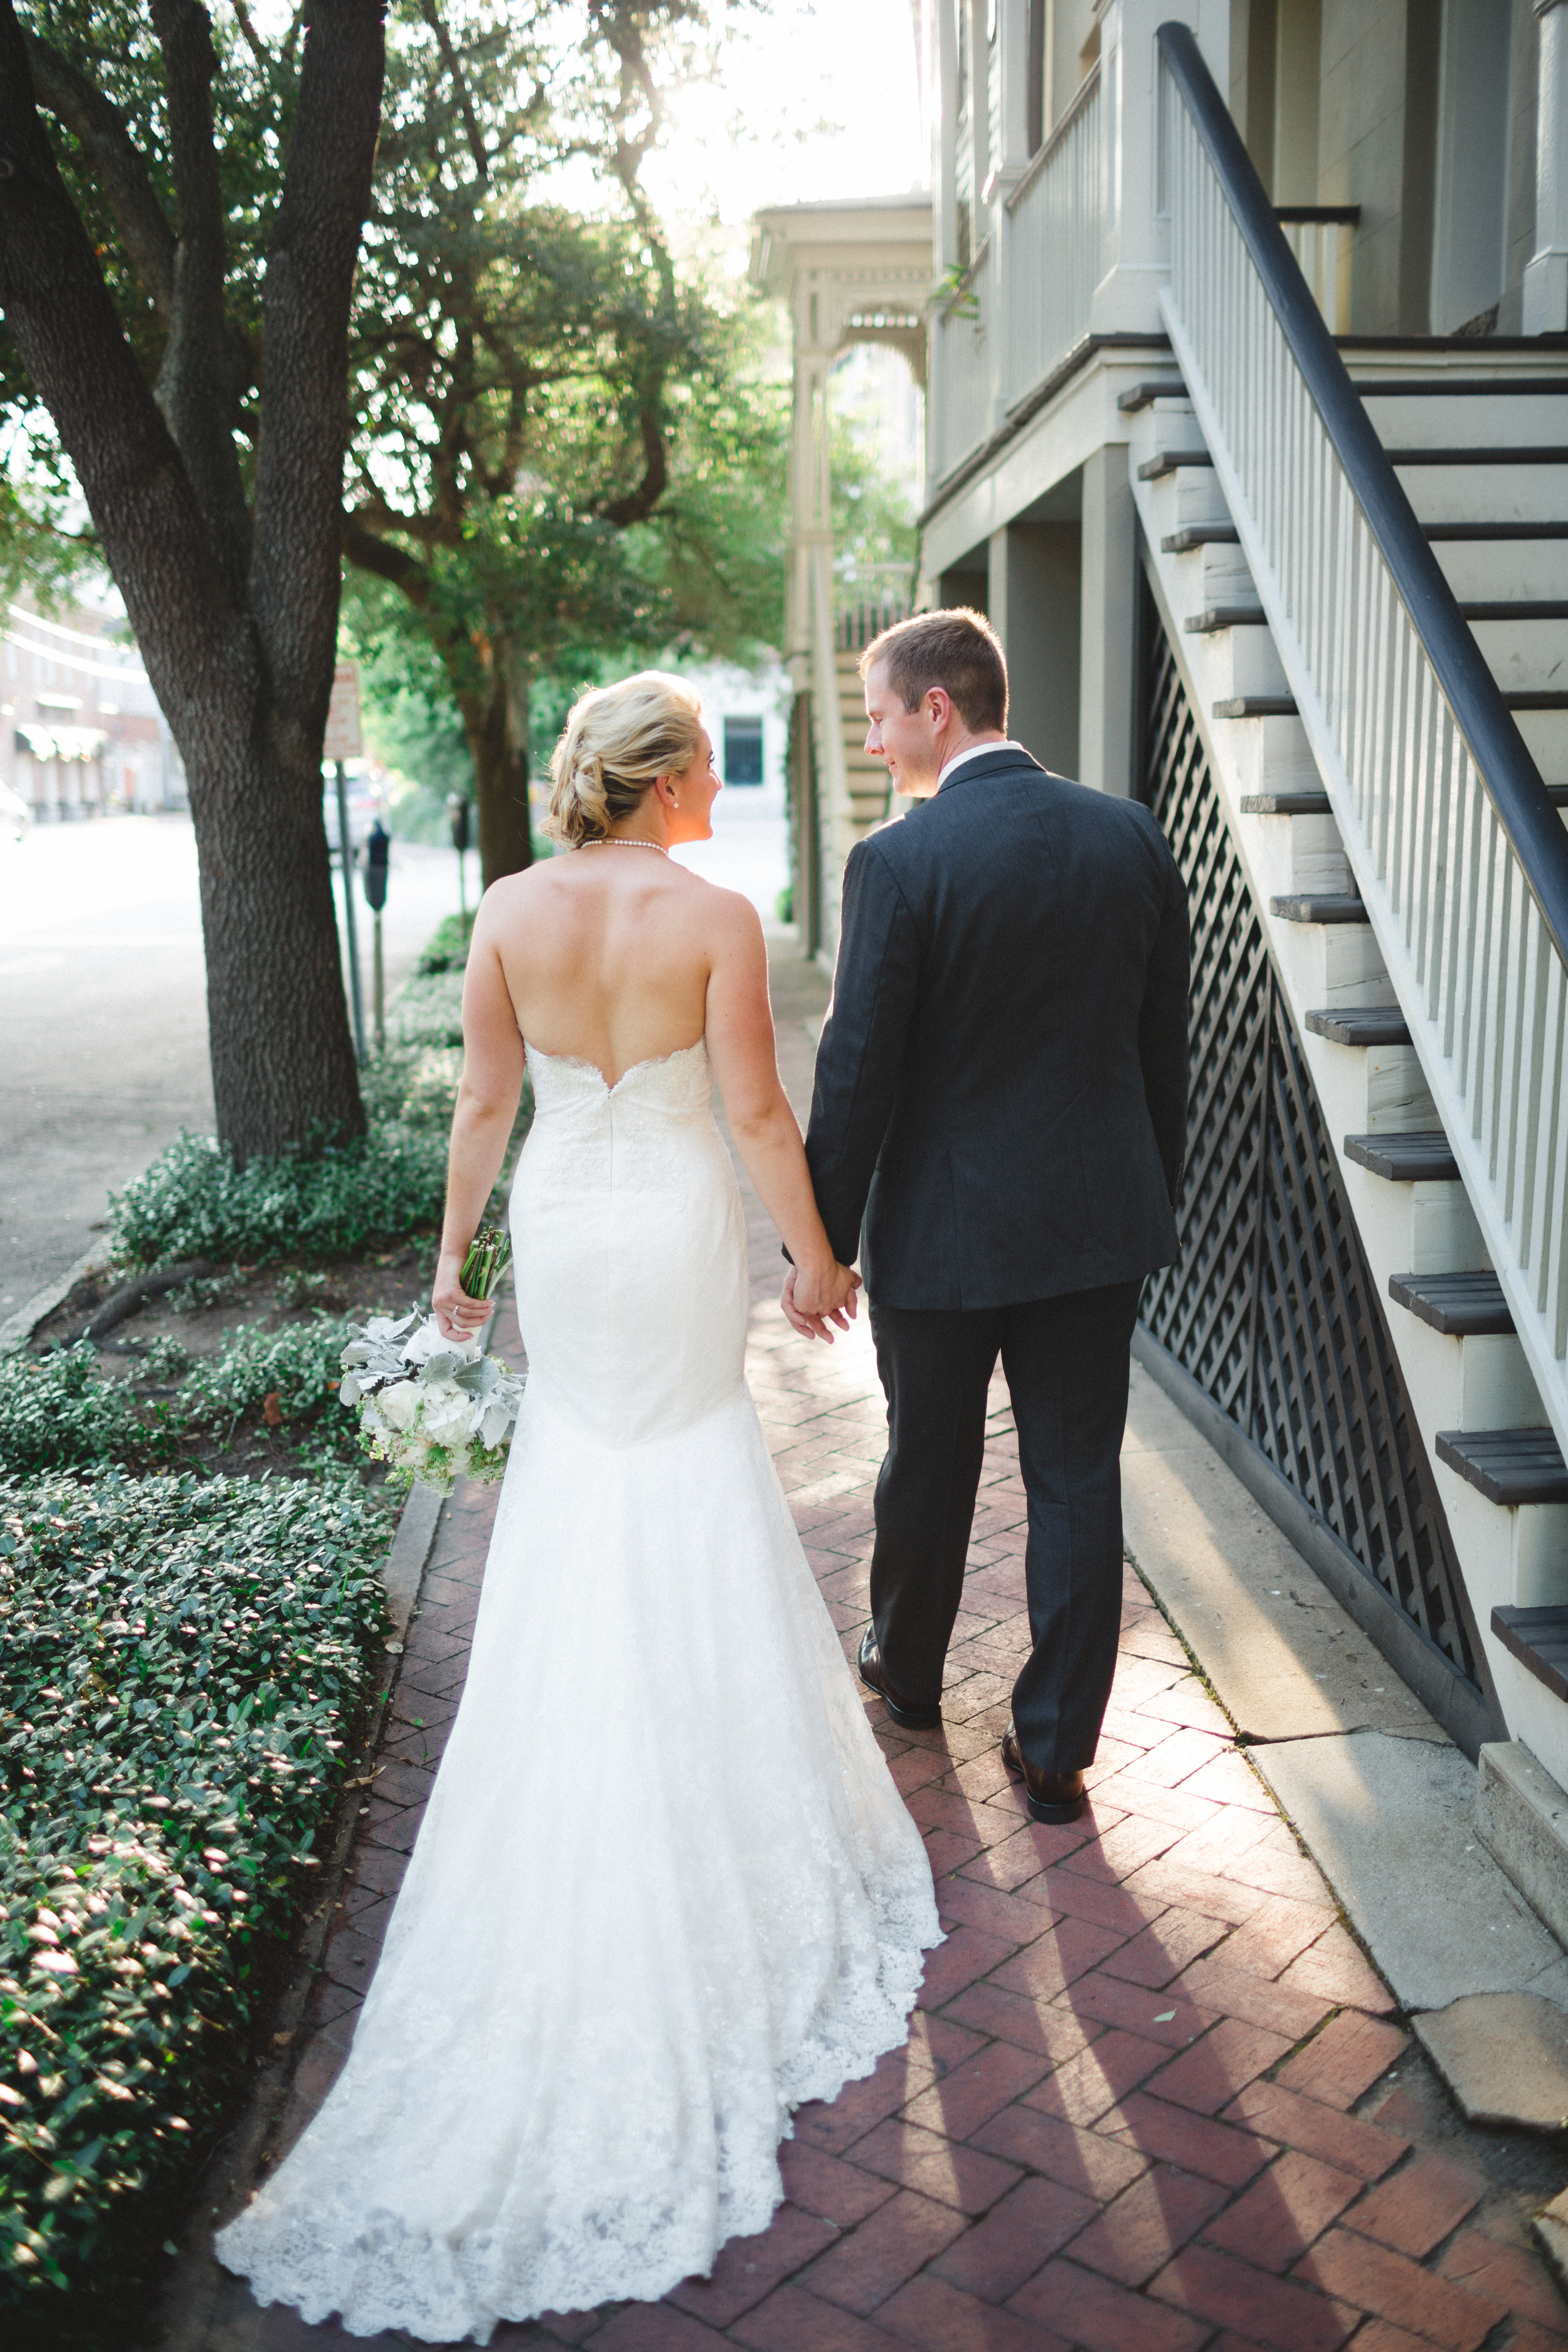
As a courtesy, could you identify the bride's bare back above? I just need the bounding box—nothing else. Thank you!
[430,670,858,1348]
[476,847,744,1086]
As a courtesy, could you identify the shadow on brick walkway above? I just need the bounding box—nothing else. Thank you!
[205,943,1568,2352]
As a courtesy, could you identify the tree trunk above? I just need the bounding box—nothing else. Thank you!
[461,637,534,887]
[0,0,383,1166]
[190,728,364,1163]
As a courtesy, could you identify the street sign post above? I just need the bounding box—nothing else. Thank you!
[324,662,363,761]
[327,664,367,1065]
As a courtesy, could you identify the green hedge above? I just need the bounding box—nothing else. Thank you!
[415,912,471,974]
[107,1124,448,1276]
[0,1471,391,2325]
[0,1326,359,1483]
[105,951,477,1275]
[0,1348,175,1480]
[176,1317,355,1437]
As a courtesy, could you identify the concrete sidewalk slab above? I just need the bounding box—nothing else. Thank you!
[1253,1730,1568,2013]
[1122,1363,1446,1745]
[1414,1992,1568,2129]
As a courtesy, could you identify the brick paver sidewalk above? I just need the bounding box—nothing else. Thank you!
[216,951,1568,2352]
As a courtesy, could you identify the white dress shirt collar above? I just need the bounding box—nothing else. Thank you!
[935,738,1027,792]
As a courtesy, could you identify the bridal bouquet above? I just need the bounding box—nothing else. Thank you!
[338,1229,524,1493]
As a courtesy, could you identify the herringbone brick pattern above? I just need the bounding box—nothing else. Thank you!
[233,950,1568,2351]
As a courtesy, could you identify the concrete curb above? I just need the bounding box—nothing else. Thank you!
[153,1480,445,2352]
[0,1245,103,1353]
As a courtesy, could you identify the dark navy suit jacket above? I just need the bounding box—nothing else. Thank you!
[802,747,1190,1311]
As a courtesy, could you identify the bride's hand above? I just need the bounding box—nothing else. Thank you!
[782,1260,861,1342]
[432,1249,492,1344]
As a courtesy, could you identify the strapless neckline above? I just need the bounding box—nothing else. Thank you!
[525,1036,707,1096]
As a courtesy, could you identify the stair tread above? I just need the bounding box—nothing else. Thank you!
[1240,792,1332,814]
[1437,1428,1568,1505]
[1118,380,1189,411]
[1163,525,1241,550]
[1344,1131,1460,1180]
[1270,893,1367,921]
[1138,449,1214,479]
[1458,601,1568,620]
[1491,1605,1568,1704]
[1357,378,1568,395]
[1389,1271,1513,1335]
[1185,607,1268,632]
[1391,445,1568,464]
[1424,522,1568,539]
[1215,696,1298,718]
[1305,1006,1411,1045]
[1504,692,1568,710]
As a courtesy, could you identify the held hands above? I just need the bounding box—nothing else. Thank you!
[432,1251,494,1343]
[781,1260,862,1343]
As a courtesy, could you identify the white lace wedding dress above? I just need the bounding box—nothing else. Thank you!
[215,1038,941,2343]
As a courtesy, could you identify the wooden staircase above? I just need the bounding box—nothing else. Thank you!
[835,648,891,844]
[1130,366,1568,1786]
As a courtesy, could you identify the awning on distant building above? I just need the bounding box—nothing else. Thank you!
[14,722,109,763]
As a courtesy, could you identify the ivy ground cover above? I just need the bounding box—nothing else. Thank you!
[0,1470,393,2341]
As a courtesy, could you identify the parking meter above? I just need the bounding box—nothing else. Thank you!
[448,793,473,933]
[364,822,390,911]
[364,822,389,1052]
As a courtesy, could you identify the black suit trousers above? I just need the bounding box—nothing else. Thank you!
[866,1279,1142,1772]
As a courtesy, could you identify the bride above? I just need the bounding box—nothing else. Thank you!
[215,670,941,2342]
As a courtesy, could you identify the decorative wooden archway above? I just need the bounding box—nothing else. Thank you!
[750,195,932,957]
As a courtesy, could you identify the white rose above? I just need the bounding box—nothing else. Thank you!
[377,1380,422,1433]
[420,1384,477,1448]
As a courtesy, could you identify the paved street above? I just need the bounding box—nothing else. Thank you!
[197,946,1568,2352]
[0,817,467,1322]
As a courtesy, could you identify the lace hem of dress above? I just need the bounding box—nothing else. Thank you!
[216,1892,939,2345]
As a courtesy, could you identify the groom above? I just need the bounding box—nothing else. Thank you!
[783,608,1189,1825]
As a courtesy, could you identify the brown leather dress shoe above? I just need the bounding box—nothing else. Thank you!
[857,1628,941,1730]
[1002,1724,1087,1824]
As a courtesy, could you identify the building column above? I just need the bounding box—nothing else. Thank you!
[988,521,1081,777]
[1078,444,1138,797]
[1526,1,1568,334]
[1090,0,1230,334]
[983,0,1034,423]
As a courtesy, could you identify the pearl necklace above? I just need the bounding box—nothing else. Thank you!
[582,837,668,855]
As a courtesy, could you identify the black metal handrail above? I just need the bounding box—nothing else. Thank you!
[1158,21,1568,972]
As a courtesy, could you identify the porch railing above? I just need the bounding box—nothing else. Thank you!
[1003,63,1103,410]
[929,241,990,484]
[1158,21,1568,1458]
[835,562,913,651]
[1276,206,1359,336]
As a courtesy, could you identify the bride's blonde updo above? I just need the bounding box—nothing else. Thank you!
[546,670,705,848]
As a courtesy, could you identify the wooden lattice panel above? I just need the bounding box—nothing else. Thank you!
[1139,610,1478,1687]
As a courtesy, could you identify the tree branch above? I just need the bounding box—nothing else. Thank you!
[0,0,241,728]
[250,0,387,760]
[230,0,270,68]
[23,33,176,320]
[149,0,253,595]
[342,511,434,604]
[416,0,487,186]
[598,387,667,524]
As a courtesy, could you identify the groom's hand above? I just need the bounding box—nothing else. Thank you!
[782,1263,861,1343]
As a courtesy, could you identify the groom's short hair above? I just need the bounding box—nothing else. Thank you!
[860,608,1009,733]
